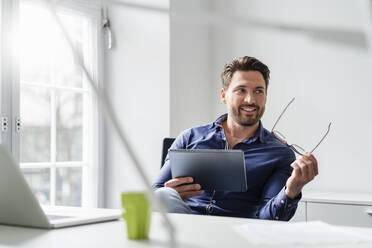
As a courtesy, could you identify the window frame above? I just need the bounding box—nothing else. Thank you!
[0,0,104,208]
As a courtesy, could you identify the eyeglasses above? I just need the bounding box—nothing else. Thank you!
[271,97,332,156]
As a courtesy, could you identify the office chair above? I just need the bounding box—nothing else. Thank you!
[161,138,175,168]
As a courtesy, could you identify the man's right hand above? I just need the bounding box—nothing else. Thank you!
[164,177,204,201]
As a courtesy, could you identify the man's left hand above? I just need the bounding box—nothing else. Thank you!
[285,153,318,199]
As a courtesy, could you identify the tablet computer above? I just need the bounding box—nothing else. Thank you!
[169,149,247,192]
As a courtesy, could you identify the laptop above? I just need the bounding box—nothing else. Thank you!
[169,149,248,192]
[0,145,122,228]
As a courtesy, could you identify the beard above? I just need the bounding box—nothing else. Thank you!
[230,104,265,126]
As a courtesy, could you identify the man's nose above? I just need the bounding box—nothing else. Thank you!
[244,91,255,104]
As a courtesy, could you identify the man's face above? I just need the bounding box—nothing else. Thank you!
[221,70,267,127]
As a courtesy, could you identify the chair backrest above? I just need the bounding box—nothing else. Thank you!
[161,138,175,168]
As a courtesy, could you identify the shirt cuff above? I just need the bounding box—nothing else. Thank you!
[276,186,302,212]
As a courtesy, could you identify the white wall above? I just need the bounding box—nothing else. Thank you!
[104,0,169,208]
[170,0,372,194]
[170,1,214,136]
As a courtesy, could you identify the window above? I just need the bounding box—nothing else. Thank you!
[1,0,103,207]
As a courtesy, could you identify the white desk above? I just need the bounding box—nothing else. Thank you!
[0,213,372,248]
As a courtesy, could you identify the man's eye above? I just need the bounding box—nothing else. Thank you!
[237,88,246,93]
[255,89,264,94]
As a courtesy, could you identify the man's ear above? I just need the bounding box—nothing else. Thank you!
[221,88,226,104]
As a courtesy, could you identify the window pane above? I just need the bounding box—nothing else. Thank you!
[53,49,83,88]
[56,167,82,206]
[22,168,50,205]
[20,86,51,162]
[56,91,83,161]
[53,13,85,88]
[19,3,84,88]
[19,3,53,84]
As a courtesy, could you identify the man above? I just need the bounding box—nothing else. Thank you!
[153,56,318,220]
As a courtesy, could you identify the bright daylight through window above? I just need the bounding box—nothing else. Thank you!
[18,1,100,207]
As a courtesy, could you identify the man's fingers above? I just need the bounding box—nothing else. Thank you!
[293,154,318,182]
[164,177,193,187]
[290,162,302,177]
[297,159,309,180]
[299,157,314,180]
[180,190,204,200]
[304,153,318,175]
[175,183,201,193]
[286,154,319,198]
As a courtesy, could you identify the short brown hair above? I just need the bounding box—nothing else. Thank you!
[221,56,270,90]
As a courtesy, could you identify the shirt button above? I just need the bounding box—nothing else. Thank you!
[275,216,279,220]
[288,204,292,208]
[212,200,216,204]
[206,205,213,213]
[280,200,285,204]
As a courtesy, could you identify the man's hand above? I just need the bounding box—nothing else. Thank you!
[285,153,318,199]
[164,177,204,201]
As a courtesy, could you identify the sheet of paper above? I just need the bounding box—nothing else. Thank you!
[232,221,372,246]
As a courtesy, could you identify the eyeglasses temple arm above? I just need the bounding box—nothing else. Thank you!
[310,122,332,153]
[271,97,295,131]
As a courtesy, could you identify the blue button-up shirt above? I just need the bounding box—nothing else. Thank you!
[153,114,301,220]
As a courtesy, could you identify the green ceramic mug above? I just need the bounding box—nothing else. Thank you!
[121,192,151,239]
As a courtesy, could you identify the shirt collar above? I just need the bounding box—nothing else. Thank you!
[214,114,266,144]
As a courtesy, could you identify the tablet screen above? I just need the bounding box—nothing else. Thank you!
[169,149,247,192]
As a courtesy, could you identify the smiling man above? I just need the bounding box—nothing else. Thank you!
[153,56,318,220]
